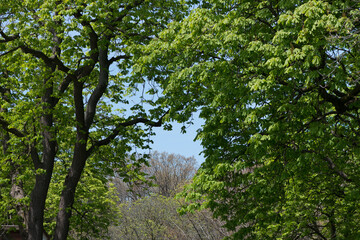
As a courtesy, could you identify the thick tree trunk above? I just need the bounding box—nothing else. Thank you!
[28,137,56,240]
[28,171,53,240]
[28,79,56,240]
[53,143,88,240]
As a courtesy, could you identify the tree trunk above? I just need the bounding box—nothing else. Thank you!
[27,171,53,240]
[53,142,88,240]
[54,80,88,240]
[27,143,56,240]
[28,78,56,240]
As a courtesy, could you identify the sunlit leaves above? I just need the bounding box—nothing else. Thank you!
[134,0,360,239]
[0,0,195,238]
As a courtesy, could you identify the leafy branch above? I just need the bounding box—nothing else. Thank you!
[87,110,170,155]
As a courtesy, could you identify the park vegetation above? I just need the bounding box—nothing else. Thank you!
[1,0,360,239]
[108,151,231,240]
[0,0,190,239]
[134,0,360,239]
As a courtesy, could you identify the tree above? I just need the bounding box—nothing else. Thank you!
[0,1,192,240]
[43,160,120,240]
[111,151,197,203]
[146,151,198,197]
[134,0,360,239]
[109,152,231,240]
[110,194,232,240]
[112,151,198,201]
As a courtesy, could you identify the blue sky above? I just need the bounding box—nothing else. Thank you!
[150,116,205,164]
[114,91,205,165]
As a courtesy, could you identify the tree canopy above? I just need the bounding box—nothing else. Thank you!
[0,1,193,239]
[2,0,360,239]
[134,0,360,239]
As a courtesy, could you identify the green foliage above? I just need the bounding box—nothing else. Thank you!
[135,0,360,239]
[44,160,120,239]
[0,0,194,239]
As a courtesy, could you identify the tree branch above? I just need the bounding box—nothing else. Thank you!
[73,10,99,63]
[29,143,42,169]
[87,110,169,155]
[318,85,347,113]
[113,0,145,23]
[307,222,328,240]
[49,7,63,58]
[342,83,360,104]
[0,30,19,43]
[84,47,109,129]
[20,45,70,73]
[109,54,131,64]
[0,46,20,57]
[0,117,25,138]
[323,156,352,183]
[300,149,352,183]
